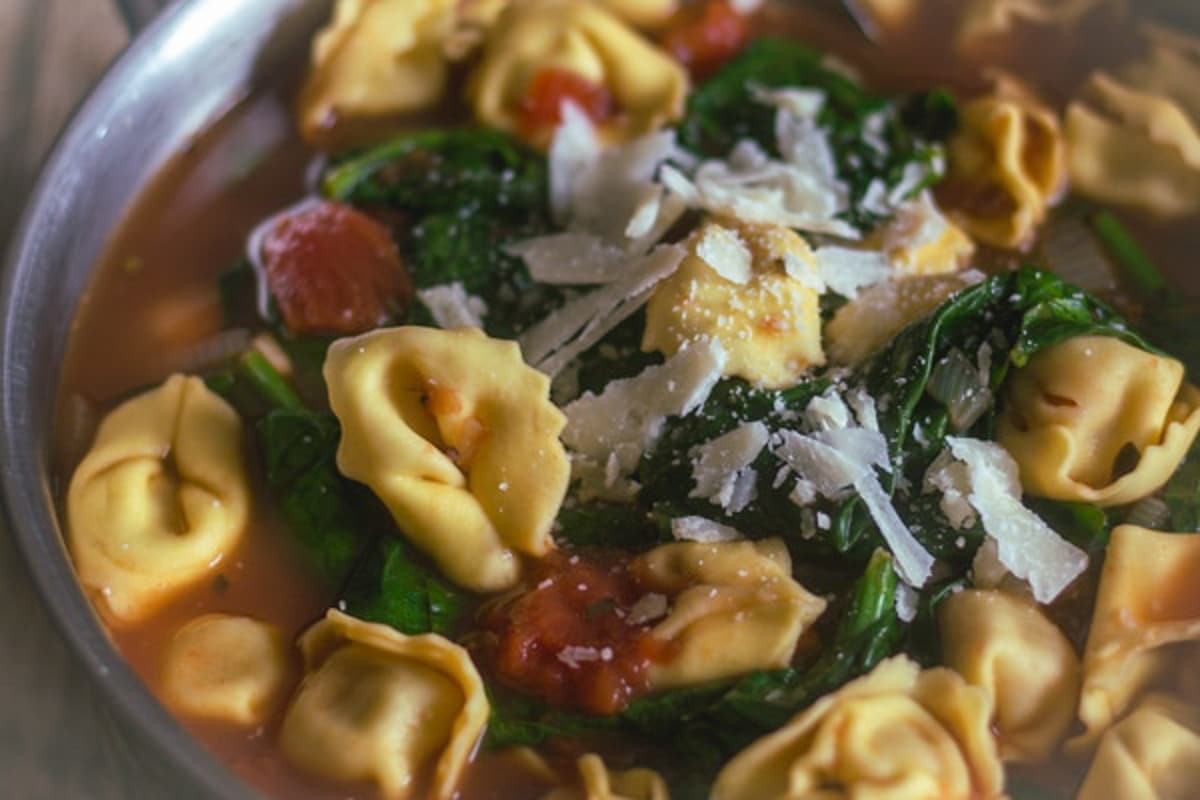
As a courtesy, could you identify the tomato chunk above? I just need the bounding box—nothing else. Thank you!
[260,201,410,335]
[480,552,667,715]
[661,0,751,80]
[519,68,615,140]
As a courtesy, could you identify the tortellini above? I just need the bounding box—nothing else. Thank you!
[629,538,827,689]
[1077,525,1200,742]
[469,0,688,145]
[938,76,1066,249]
[280,610,488,800]
[67,374,249,623]
[324,326,569,592]
[939,589,1080,761]
[161,614,289,725]
[996,336,1200,507]
[298,0,460,144]
[1067,44,1200,217]
[542,753,670,800]
[642,220,825,388]
[1077,695,1200,800]
[711,656,1005,800]
[956,0,1123,48]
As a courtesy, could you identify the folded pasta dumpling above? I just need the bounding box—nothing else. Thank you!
[161,614,289,725]
[468,0,688,145]
[630,538,826,689]
[1077,525,1200,742]
[996,336,1200,506]
[938,76,1066,249]
[1077,694,1200,800]
[280,610,488,800]
[542,753,669,800]
[324,326,569,592]
[1067,71,1200,217]
[956,0,1123,48]
[642,220,825,388]
[939,589,1080,761]
[67,374,249,623]
[297,0,457,144]
[711,656,1005,800]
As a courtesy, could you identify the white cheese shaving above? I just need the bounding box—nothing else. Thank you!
[773,428,933,587]
[945,437,1088,603]
[845,386,880,433]
[696,223,753,285]
[519,244,686,376]
[814,246,893,299]
[506,232,628,285]
[671,516,743,543]
[788,478,818,507]
[664,142,859,238]
[564,339,726,498]
[690,421,769,512]
[804,388,853,432]
[548,102,601,225]
[416,282,487,329]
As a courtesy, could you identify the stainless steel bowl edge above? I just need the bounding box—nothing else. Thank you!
[0,1,326,796]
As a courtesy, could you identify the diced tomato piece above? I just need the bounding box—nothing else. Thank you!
[480,552,668,715]
[661,0,752,80]
[260,201,410,335]
[518,68,615,140]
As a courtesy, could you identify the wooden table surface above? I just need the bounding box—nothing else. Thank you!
[0,2,160,796]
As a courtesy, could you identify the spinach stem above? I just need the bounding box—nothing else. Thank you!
[238,350,304,411]
[1089,210,1166,297]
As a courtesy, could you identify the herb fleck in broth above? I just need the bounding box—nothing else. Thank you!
[53,2,1200,798]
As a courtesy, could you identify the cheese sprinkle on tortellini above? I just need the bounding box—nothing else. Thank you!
[324,326,570,592]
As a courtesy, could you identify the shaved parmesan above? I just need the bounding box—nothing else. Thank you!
[773,428,933,587]
[416,282,486,329]
[945,437,1088,603]
[519,244,686,376]
[923,449,975,530]
[671,516,743,543]
[804,389,853,432]
[564,340,726,498]
[814,246,893,299]
[845,386,880,433]
[690,421,769,512]
[894,582,919,623]
[548,102,601,225]
[696,224,753,285]
[506,232,627,285]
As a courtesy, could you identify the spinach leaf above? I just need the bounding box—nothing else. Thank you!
[554,502,668,550]
[406,212,562,339]
[322,128,548,219]
[1164,453,1200,532]
[677,37,952,231]
[341,536,469,637]
[257,408,371,584]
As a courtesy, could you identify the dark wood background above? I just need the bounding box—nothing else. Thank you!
[0,2,146,796]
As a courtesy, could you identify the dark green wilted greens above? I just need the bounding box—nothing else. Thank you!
[677,37,954,230]
[323,129,549,219]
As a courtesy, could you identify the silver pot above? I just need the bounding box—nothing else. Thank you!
[0,1,327,796]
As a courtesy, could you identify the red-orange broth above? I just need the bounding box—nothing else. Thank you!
[53,2,1200,798]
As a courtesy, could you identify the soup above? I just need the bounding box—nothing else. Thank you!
[55,1,1200,797]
